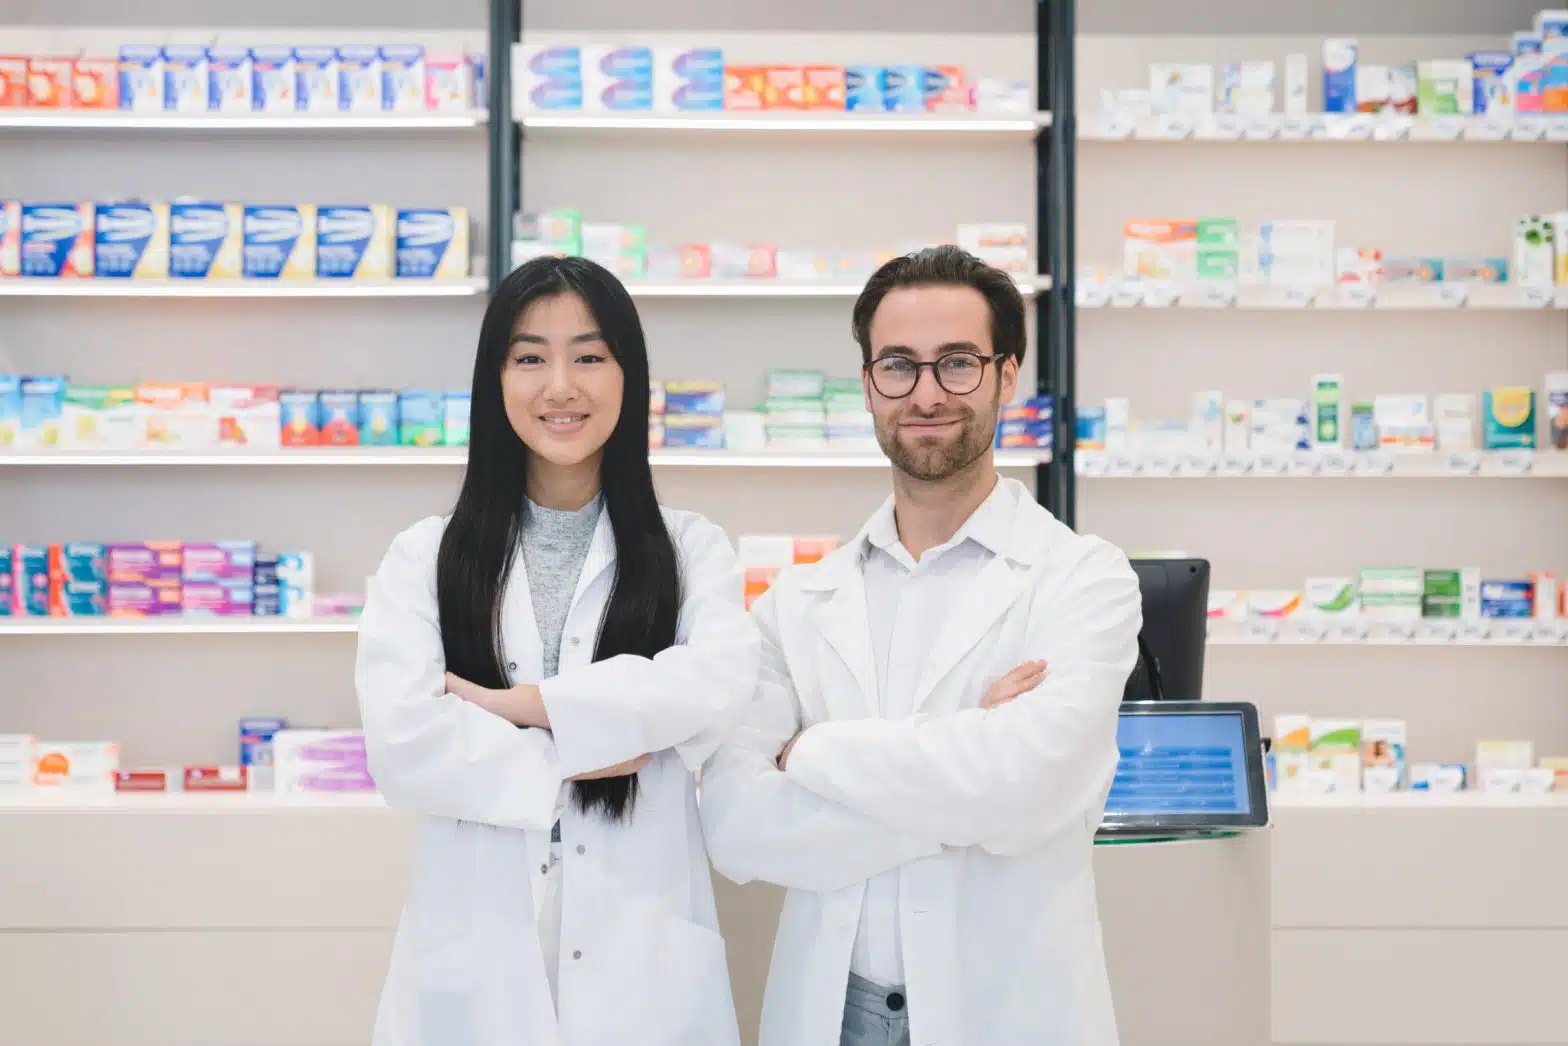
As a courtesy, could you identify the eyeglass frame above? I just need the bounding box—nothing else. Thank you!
[862,350,1008,399]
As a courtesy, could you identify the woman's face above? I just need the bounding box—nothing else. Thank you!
[503,292,625,470]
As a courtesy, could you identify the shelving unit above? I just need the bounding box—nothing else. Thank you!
[0,279,487,299]
[0,110,487,131]
[519,111,1049,134]
[0,616,358,636]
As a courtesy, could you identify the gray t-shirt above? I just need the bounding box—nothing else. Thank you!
[522,494,603,679]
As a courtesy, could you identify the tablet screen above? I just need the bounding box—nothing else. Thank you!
[1101,703,1269,832]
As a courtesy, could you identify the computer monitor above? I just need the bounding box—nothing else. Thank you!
[1099,701,1271,836]
[1123,558,1210,702]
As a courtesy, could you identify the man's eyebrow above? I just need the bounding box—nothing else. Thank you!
[873,341,982,359]
[508,330,606,346]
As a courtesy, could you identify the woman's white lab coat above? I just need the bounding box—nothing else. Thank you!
[356,506,760,1046]
[700,478,1143,1046]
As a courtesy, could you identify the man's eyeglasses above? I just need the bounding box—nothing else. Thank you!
[864,351,1003,399]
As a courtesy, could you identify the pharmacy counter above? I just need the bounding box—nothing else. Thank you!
[1271,793,1568,1046]
[0,793,1270,1046]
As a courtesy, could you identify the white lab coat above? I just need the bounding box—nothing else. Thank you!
[700,478,1142,1046]
[356,506,760,1046]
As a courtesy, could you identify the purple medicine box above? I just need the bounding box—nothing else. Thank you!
[181,541,258,582]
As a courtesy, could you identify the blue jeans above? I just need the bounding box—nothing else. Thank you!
[840,973,910,1046]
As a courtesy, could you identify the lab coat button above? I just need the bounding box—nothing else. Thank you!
[576,844,586,855]
[572,950,583,960]
[540,864,549,875]
[569,636,581,646]
[886,993,906,1012]
[507,661,516,671]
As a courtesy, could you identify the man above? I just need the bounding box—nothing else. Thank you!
[700,246,1143,1046]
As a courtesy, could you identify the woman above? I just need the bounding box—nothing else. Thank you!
[355,256,760,1046]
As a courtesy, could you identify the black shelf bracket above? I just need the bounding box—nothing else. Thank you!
[1037,0,1077,528]
[487,0,522,295]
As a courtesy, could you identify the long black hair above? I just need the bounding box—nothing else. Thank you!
[435,256,681,821]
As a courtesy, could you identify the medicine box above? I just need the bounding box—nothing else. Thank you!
[1548,373,1568,450]
[398,390,444,446]
[253,45,298,112]
[20,203,94,278]
[663,381,725,415]
[208,45,253,112]
[338,45,383,112]
[182,579,255,616]
[19,376,66,449]
[291,46,336,112]
[395,208,469,279]
[161,45,208,113]
[181,541,256,583]
[108,579,182,616]
[583,45,653,111]
[663,413,725,449]
[94,200,170,279]
[443,392,470,446]
[513,44,583,111]
[243,205,317,280]
[315,205,394,280]
[359,391,399,445]
[280,391,321,445]
[119,45,164,111]
[319,390,362,446]
[381,45,426,113]
[1482,386,1536,449]
[12,545,49,617]
[211,385,281,449]
[169,202,242,280]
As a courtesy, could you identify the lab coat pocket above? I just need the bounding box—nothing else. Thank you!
[656,917,740,1046]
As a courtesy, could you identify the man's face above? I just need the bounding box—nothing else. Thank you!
[863,284,1019,483]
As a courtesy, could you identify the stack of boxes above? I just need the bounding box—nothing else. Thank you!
[651,380,724,450]
[1,542,324,619]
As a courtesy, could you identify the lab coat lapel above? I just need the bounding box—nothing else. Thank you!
[500,553,544,684]
[567,507,617,614]
[809,562,877,719]
[911,553,1025,712]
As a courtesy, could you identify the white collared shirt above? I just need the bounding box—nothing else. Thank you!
[850,477,1014,986]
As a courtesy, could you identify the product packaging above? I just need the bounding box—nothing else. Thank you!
[1310,718,1363,792]
[72,56,118,109]
[208,45,253,112]
[280,390,321,445]
[211,385,281,448]
[251,45,298,111]
[1482,387,1536,449]
[316,204,395,280]
[169,201,242,279]
[292,46,335,112]
[1361,719,1406,792]
[242,205,317,279]
[397,390,444,446]
[396,207,469,279]
[161,45,208,113]
[1323,40,1358,112]
[1545,372,1568,450]
[118,45,165,111]
[27,56,74,107]
[358,391,399,446]
[338,45,383,112]
[583,45,653,111]
[653,47,723,112]
[513,44,582,111]
[20,202,94,278]
[318,390,361,446]
[443,392,471,446]
[94,200,170,279]
[381,45,426,112]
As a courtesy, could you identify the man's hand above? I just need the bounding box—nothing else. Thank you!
[569,754,653,781]
[981,660,1048,709]
[445,673,548,728]
[777,730,807,771]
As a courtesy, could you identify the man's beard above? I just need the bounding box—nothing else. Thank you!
[876,397,998,483]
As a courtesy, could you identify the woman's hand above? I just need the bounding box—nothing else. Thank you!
[981,660,1048,709]
[569,753,652,781]
[445,673,549,728]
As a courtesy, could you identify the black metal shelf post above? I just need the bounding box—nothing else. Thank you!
[487,0,522,294]
[1037,0,1078,528]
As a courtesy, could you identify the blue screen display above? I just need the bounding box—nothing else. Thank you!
[1106,712,1251,816]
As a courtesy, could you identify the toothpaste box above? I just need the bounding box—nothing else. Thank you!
[59,384,139,449]
[338,45,383,112]
[653,47,724,112]
[443,391,471,446]
[0,375,21,446]
[513,44,583,111]
[395,207,469,279]
[181,541,257,582]
[19,376,66,448]
[1470,51,1514,113]
[1,200,18,276]
[20,203,94,278]
[242,205,317,279]
[1323,39,1358,113]
[277,552,314,618]
[468,51,487,105]
[663,380,725,415]
[845,65,886,111]
[12,545,49,616]
[73,57,119,109]
[50,543,107,585]
[319,389,361,445]
[108,542,183,583]
[162,45,209,113]
[117,45,165,111]
[380,44,426,112]
[52,580,106,617]
[253,45,298,112]
[425,51,475,112]
[240,717,289,786]
[662,413,726,448]
[182,579,255,616]
[169,201,242,279]
[253,557,279,586]
[253,581,282,616]
[1481,579,1535,619]
[397,390,444,446]
[358,390,399,445]
[207,45,253,113]
[292,46,337,112]
[584,45,653,111]
[210,384,281,448]
[108,579,182,616]
[315,204,394,279]
[924,65,969,112]
[0,547,13,616]
[882,65,926,112]
[280,390,321,445]
[94,200,170,279]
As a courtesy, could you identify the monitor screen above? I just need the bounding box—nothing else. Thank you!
[1100,702,1270,833]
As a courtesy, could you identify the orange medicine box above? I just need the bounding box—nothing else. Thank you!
[0,56,28,107]
[679,243,712,278]
[723,65,766,110]
[761,65,805,108]
[184,765,248,791]
[27,56,74,107]
[72,57,119,109]
[802,65,846,109]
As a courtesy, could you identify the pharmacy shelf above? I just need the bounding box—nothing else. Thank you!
[1081,112,1568,144]
[624,274,1046,298]
[0,790,388,811]
[519,111,1051,134]
[1076,282,1562,311]
[0,109,488,131]
[0,447,1054,469]
[1076,450,1562,479]
[0,617,358,636]
[1271,792,1568,809]
[1206,625,1568,648]
[0,278,486,299]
